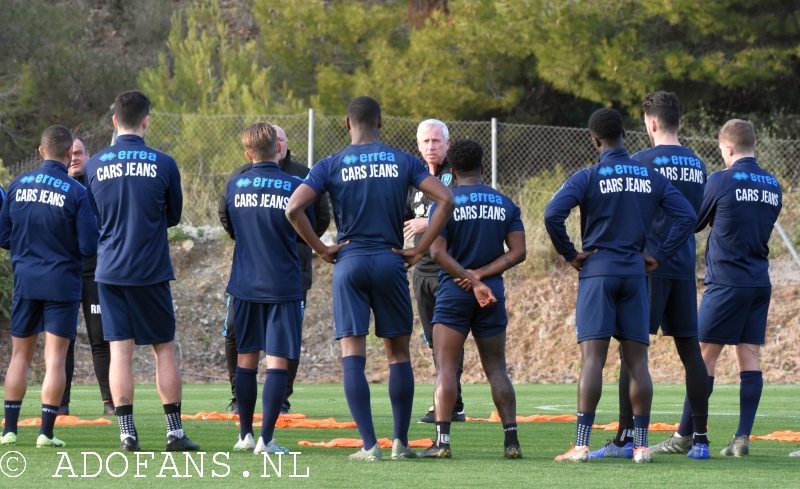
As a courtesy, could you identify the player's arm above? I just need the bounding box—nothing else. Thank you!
[0,188,12,250]
[219,163,252,238]
[695,175,719,233]
[394,175,455,267]
[165,160,183,228]
[75,191,100,258]
[544,171,594,271]
[460,231,526,287]
[651,179,698,271]
[313,192,330,238]
[430,236,496,308]
[286,161,348,264]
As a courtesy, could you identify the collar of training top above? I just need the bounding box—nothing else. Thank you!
[597,147,629,162]
[253,161,280,169]
[730,156,758,169]
[41,159,69,173]
[115,134,145,144]
[434,158,451,177]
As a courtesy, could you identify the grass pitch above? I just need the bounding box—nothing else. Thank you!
[1,383,799,488]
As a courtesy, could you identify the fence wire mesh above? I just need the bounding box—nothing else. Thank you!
[7,111,800,267]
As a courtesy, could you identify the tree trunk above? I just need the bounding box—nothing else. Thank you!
[407,0,449,28]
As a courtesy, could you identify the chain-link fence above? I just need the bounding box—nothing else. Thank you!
[7,110,800,268]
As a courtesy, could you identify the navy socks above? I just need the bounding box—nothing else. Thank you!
[388,362,414,446]
[2,400,22,436]
[235,366,258,438]
[633,415,650,448]
[260,369,288,443]
[735,371,763,437]
[677,375,714,437]
[40,404,59,439]
[342,356,378,449]
[575,412,595,447]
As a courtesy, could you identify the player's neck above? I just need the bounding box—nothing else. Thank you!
[117,128,146,138]
[350,128,380,145]
[652,133,680,147]
[458,176,481,185]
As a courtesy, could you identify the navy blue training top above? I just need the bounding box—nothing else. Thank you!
[632,145,707,279]
[225,162,315,302]
[430,184,524,301]
[302,142,430,261]
[696,157,782,287]
[544,147,697,278]
[85,134,183,286]
[0,160,99,301]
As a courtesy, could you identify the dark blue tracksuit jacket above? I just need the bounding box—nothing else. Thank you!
[632,145,707,280]
[696,157,782,287]
[84,135,182,286]
[224,162,314,303]
[0,160,99,301]
[544,147,697,278]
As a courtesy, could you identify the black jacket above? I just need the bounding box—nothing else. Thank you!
[218,150,331,290]
[405,158,457,276]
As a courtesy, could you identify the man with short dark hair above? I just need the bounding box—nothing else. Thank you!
[420,139,526,459]
[683,119,781,457]
[0,125,99,447]
[404,119,464,423]
[85,90,197,452]
[593,91,711,460]
[58,136,115,417]
[218,125,330,415]
[225,122,315,454]
[545,108,696,464]
[286,96,455,461]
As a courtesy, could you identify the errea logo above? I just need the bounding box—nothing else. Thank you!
[455,195,469,205]
[598,166,614,176]
[342,155,359,165]
[733,172,749,181]
[20,176,35,184]
[236,178,252,188]
[98,152,116,162]
[653,156,670,165]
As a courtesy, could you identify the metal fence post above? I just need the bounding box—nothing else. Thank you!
[308,108,315,168]
[491,118,498,189]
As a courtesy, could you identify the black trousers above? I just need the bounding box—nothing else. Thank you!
[413,272,465,412]
[224,290,306,410]
[62,275,112,405]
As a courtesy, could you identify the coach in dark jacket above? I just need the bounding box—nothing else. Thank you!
[218,125,330,414]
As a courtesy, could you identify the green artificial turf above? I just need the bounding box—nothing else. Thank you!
[1,383,799,487]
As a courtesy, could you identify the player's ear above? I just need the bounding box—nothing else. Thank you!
[345,117,351,131]
[244,150,253,162]
[621,127,626,139]
[66,145,74,161]
[112,114,119,129]
[141,115,149,131]
[38,146,45,159]
[377,116,382,129]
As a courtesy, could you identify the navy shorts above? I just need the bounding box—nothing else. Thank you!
[332,253,413,339]
[432,298,507,339]
[233,298,303,359]
[99,282,176,345]
[575,276,649,344]
[648,277,698,337]
[10,297,80,339]
[698,284,771,345]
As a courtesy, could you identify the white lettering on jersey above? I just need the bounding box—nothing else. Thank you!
[124,162,158,177]
[97,163,123,181]
[623,177,652,193]
[599,178,623,193]
[259,194,289,209]
[234,193,258,207]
